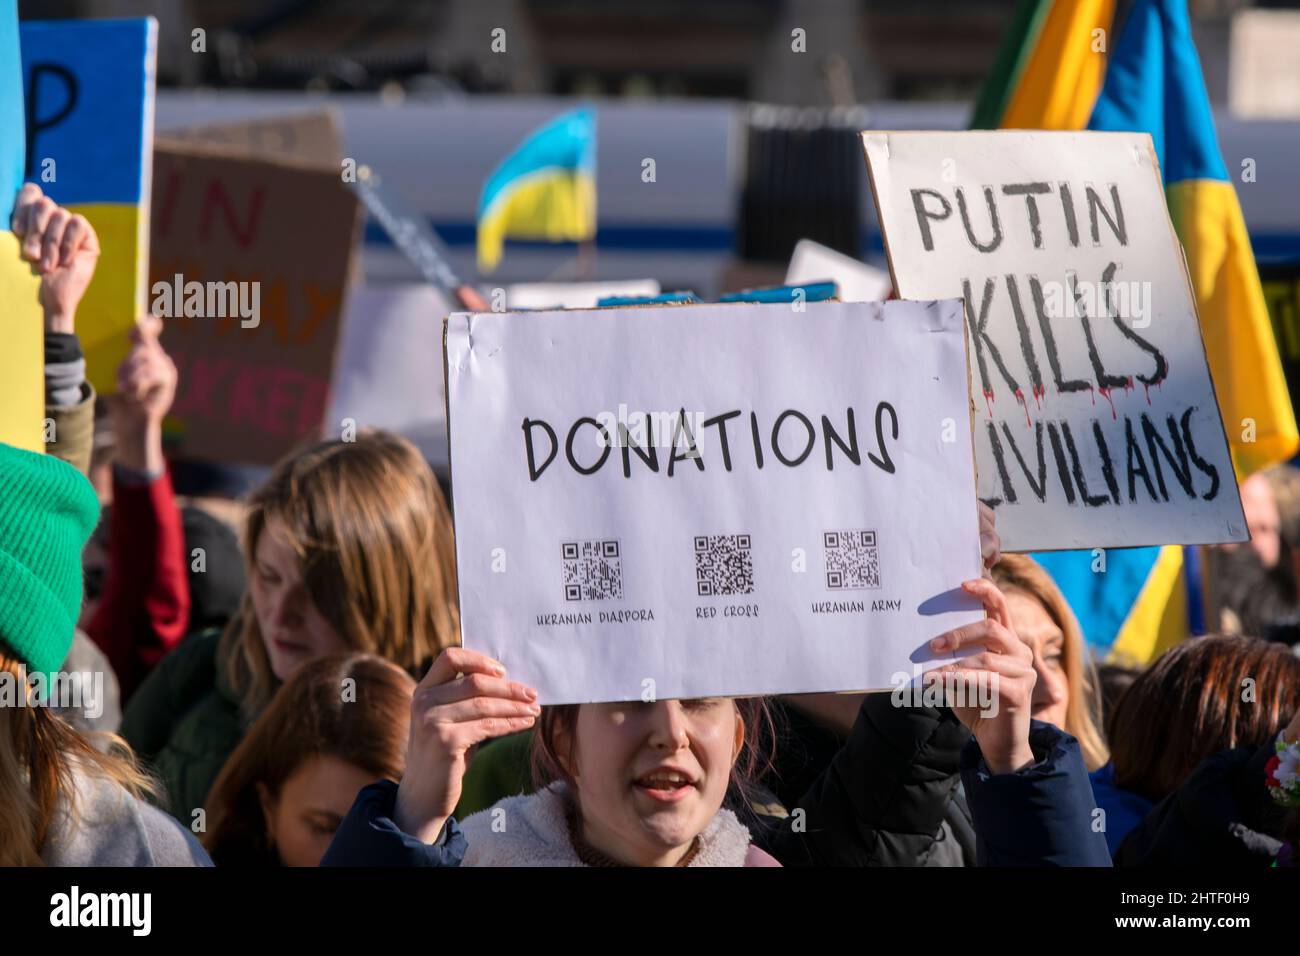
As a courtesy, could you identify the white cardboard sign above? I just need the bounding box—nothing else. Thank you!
[862,130,1247,551]
[445,299,985,704]
[506,279,660,310]
[325,284,451,470]
[786,239,892,302]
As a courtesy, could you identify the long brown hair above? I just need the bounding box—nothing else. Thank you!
[992,554,1109,770]
[0,646,160,866]
[203,653,415,865]
[1108,634,1300,803]
[220,431,459,719]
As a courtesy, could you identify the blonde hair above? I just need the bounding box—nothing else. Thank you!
[221,431,459,719]
[991,554,1109,771]
[0,648,160,866]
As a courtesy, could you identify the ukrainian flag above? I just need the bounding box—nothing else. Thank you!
[978,0,1299,662]
[0,0,43,452]
[476,108,596,273]
[970,0,1114,131]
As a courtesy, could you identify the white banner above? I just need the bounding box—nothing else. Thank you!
[445,299,985,704]
[863,130,1246,551]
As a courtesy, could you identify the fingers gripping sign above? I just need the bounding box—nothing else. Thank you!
[924,577,1037,774]
[394,647,540,844]
[10,182,100,332]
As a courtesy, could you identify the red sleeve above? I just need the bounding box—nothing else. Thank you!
[86,469,191,699]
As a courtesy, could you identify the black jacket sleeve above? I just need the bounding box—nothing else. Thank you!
[758,692,971,866]
[321,780,467,867]
[961,720,1111,866]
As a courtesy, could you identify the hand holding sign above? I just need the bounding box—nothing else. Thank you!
[926,578,1036,774]
[10,182,98,333]
[395,647,540,844]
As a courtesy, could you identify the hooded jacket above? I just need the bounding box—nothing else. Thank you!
[458,783,779,867]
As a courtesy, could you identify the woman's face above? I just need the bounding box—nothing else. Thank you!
[1006,589,1070,729]
[250,518,348,681]
[562,698,744,867]
[258,754,376,867]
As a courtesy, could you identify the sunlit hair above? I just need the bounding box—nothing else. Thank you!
[991,554,1109,771]
[203,653,415,865]
[220,430,459,719]
[1108,634,1300,804]
[0,646,160,866]
[531,697,777,824]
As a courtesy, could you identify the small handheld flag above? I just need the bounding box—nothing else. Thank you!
[476,107,596,273]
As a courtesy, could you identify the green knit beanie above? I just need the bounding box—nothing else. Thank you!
[0,442,100,675]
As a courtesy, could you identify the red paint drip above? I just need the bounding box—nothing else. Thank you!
[1032,383,1046,409]
[982,388,995,417]
[1098,387,1118,421]
[1143,383,1152,405]
[1013,388,1032,427]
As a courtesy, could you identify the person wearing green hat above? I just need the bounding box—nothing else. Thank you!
[0,440,210,865]
[0,184,209,866]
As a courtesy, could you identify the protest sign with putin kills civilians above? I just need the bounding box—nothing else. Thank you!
[20,17,158,396]
[862,130,1246,552]
[445,299,986,704]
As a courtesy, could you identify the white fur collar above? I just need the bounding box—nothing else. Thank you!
[459,783,755,867]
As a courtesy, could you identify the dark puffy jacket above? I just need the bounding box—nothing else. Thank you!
[1115,741,1290,866]
[324,700,1109,867]
[754,694,974,866]
[119,629,247,822]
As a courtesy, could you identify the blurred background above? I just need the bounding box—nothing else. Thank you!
[19,0,1300,297]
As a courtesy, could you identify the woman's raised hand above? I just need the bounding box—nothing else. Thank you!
[394,647,540,844]
[924,577,1037,774]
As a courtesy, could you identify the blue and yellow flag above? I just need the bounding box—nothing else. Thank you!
[21,18,158,396]
[0,0,43,452]
[971,0,1114,130]
[1031,0,1299,663]
[476,107,596,273]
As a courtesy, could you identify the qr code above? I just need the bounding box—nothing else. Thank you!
[824,530,881,590]
[695,534,754,596]
[562,540,623,601]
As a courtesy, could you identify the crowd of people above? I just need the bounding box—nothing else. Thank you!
[2,183,1298,868]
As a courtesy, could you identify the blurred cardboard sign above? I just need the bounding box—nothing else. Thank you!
[156,110,341,168]
[326,283,452,471]
[20,17,157,395]
[863,130,1246,551]
[0,0,41,452]
[151,143,362,466]
[786,239,891,302]
[506,280,660,310]
[445,299,984,704]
